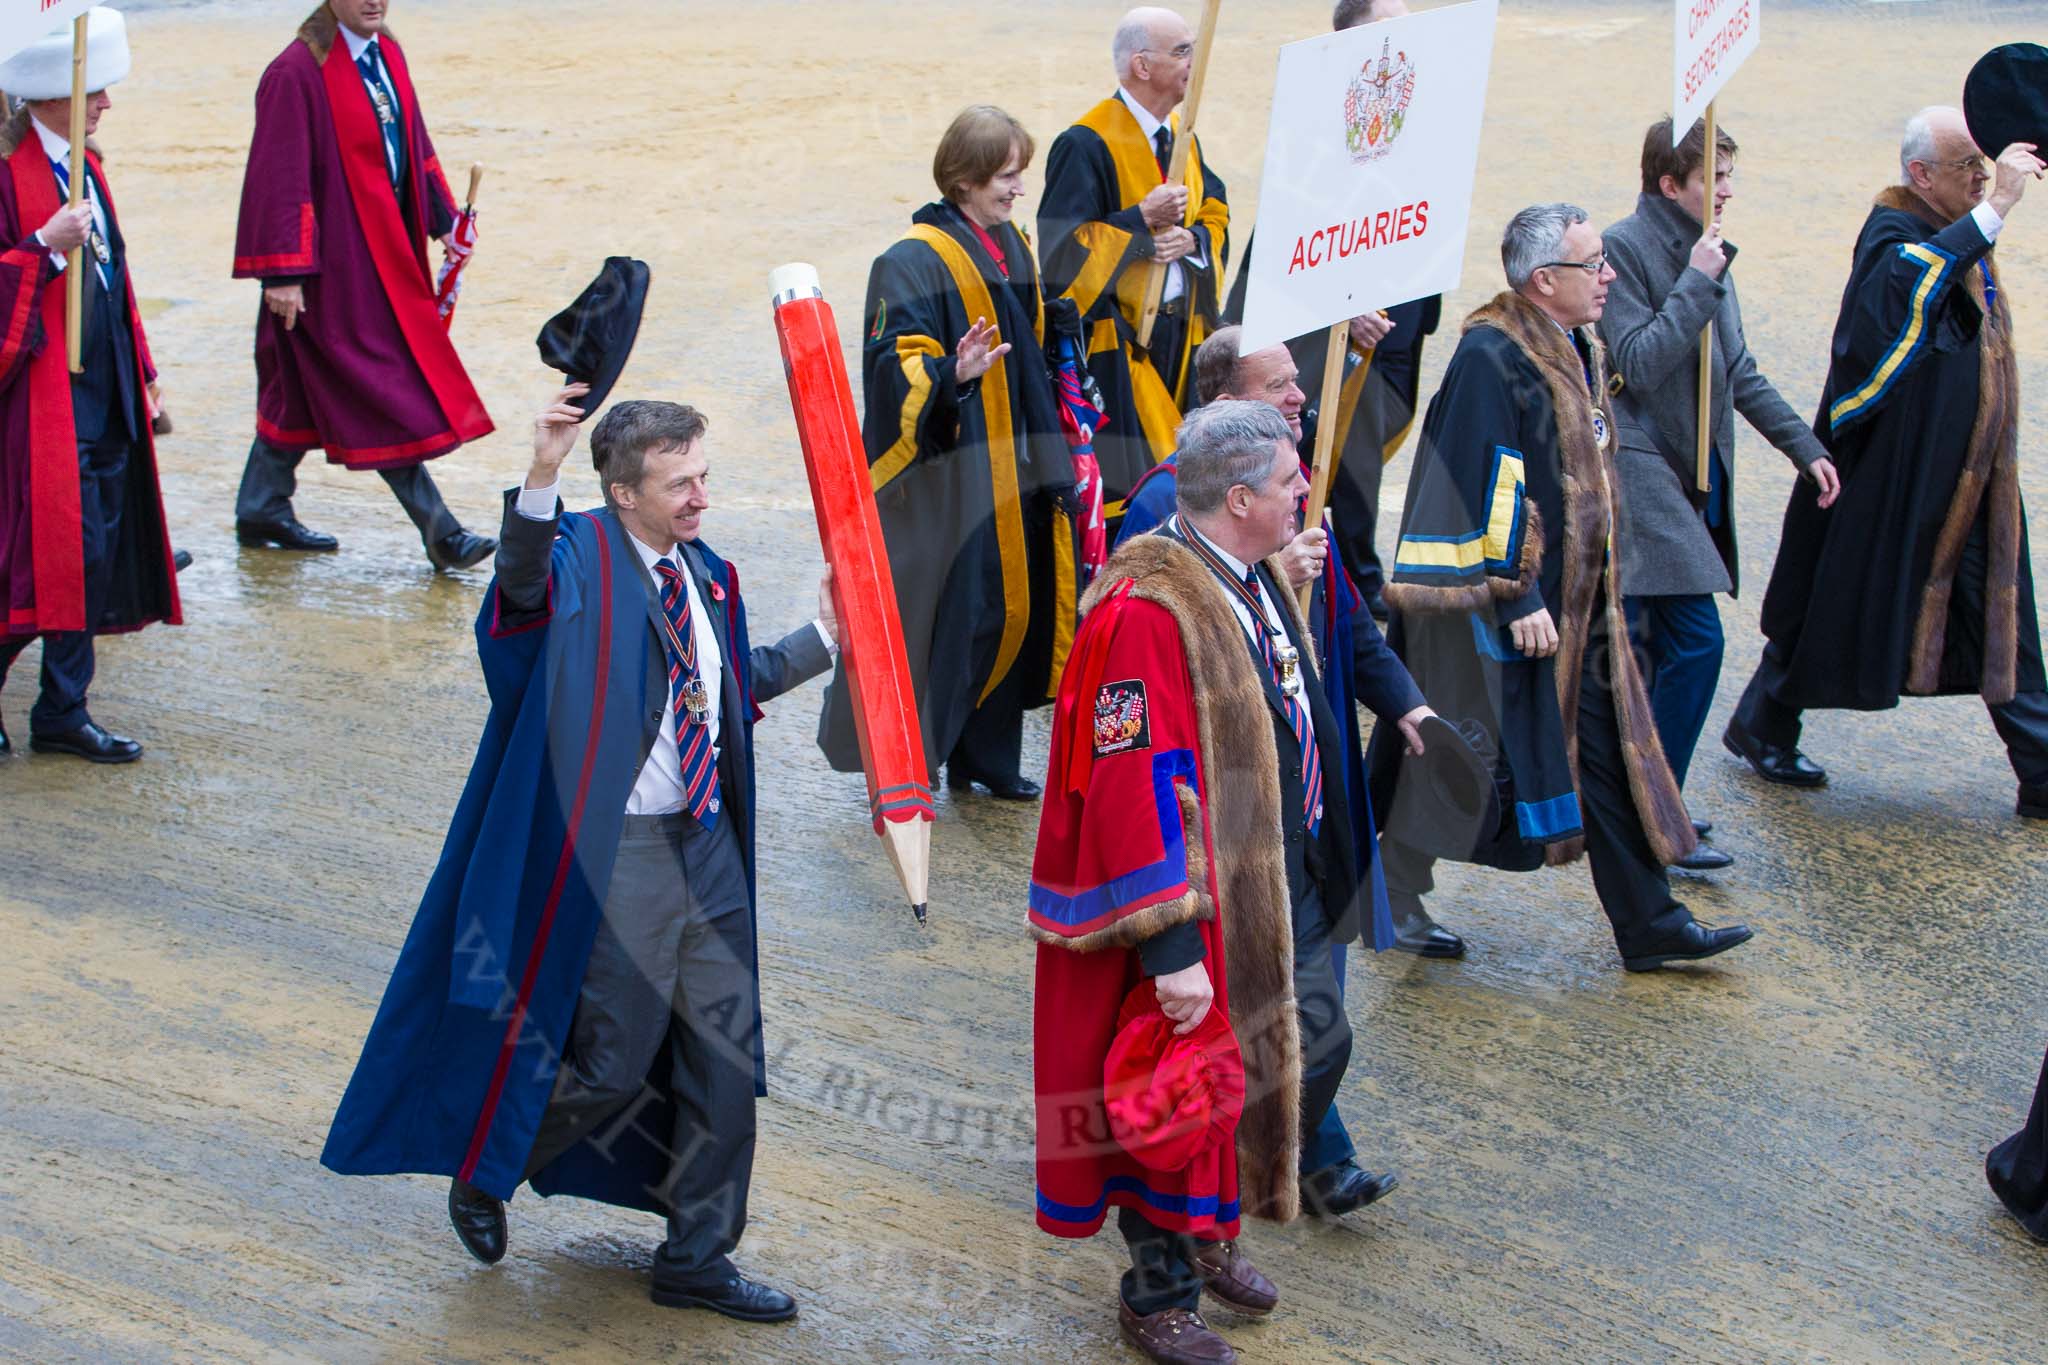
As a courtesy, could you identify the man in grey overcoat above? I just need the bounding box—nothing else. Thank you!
[1599,116,1840,870]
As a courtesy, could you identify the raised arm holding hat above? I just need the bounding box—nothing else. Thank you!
[229,1,496,570]
[1039,7,1229,526]
[0,6,180,764]
[1727,100,2048,819]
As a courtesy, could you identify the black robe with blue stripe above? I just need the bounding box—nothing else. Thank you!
[1758,187,2043,709]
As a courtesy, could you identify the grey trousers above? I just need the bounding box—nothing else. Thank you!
[523,810,759,1285]
[235,436,459,551]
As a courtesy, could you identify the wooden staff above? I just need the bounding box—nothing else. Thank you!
[65,14,85,375]
[1297,321,1350,612]
[1693,100,1715,492]
[1134,0,1223,351]
[464,162,483,210]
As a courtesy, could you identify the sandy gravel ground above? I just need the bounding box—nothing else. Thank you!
[3,1,2046,1360]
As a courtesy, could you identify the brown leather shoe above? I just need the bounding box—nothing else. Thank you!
[1118,1303,1237,1364]
[1192,1240,1278,1315]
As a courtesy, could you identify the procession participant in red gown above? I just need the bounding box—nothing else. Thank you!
[229,0,496,570]
[0,7,179,763]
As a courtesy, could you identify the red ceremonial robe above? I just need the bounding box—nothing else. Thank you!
[0,113,179,640]
[231,7,491,470]
[1030,535,1305,1242]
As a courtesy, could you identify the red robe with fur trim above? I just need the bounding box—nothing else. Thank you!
[231,8,491,470]
[1031,535,1307,1241]
[0,114,179,641]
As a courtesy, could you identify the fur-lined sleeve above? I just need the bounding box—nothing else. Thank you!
[1029,597,1214,953]
[1384,329,1543,615]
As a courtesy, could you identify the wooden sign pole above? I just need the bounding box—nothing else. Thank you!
[1693,99,1716,493]
[1135,0,1223,351]
[65,14,85,375]
[1297,320,1349,612]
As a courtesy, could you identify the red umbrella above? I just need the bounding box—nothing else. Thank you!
[435,164,482,331]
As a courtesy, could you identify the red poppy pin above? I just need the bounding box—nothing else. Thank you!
[709,581,726,603]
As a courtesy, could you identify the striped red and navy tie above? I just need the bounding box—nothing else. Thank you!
[1243,569,1322,837]
[653,561,720,830]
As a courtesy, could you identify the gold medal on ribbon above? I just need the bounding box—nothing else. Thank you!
[682,678,711,725]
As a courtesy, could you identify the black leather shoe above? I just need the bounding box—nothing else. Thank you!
[1300,1160,1399,1218]
[172,548,193,572]
[236,516,339,552]
[947,765,1042,801]
[651,1272,798,1322]
[1692,817,1713,838]
[447,1178,506,1265]
[1393,924,1465,959]
[1622,921,1755,972]
[30,720,142,764]
[430,530,498,572]
[1672,844,1734,872]
[2020,784,2048,820]
[1722,719,1826,787]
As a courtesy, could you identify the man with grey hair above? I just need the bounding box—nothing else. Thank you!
[1040,6,1230,519]
[1369,204,1754,972]
[1728,108,2048,819]
[324,384,839,1323]
[1031,398,1407,1363]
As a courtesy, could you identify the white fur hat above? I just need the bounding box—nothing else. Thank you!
[0,7,131,102]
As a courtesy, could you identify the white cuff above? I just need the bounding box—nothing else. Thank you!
[812,620,838,657]
[514,480,560,521]
[1971,200,2004,243]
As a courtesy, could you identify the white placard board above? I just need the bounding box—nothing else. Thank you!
[1237,0,1497,355]
[1673,0,1760,140]
[0,1,96,73]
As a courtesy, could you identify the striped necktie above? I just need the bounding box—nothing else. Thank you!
[356,45,404,186]
[653,560,721,830]
[47,157,109,291]
[1242,569,1322,837]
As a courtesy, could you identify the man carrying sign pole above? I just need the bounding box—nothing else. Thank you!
[1040,6,1229,523]
[0,6,180,763]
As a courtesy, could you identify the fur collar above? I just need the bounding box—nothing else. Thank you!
[1452,292,1695,867]
[1066,531,1306,1224]
[297,5,399,64]
[1873,183,1948,229]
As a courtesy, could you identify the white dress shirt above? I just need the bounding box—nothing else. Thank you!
[1116,87,1207,305]
[1176,517,1317,747]
[1971,200,2004,243]
[28,118,108,278]
[514,483,836,815]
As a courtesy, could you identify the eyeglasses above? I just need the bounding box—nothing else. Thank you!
[1922,157,1989,176]
[1537,254,1608,275]
[1142,43,1197,59]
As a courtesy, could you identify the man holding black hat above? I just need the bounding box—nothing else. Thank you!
[229,0,495,570]
[0,6,181,763]
[1370,204,1754,972]
[1728,95,2048,819]
[322,384,838,1322]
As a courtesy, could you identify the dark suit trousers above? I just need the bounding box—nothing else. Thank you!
[0,427,132,732]
[1383,614,1694,955]
[949,654,1026,783]
[1736,524,2048,786]
[236,436,459,552]
[1120,888,1354,1315]
[522,810,760,1283]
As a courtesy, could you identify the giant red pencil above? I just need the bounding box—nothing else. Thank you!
[769,263,934,924]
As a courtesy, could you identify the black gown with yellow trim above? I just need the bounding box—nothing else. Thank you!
[816,200,1079,779]
[1039,95,1228,516]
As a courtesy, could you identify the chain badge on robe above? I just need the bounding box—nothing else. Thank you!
[1273,640,1303,698]
[368,80,396,129]
[86,222,109,267]
[1590,405,1611,452]
[681,677,711,725]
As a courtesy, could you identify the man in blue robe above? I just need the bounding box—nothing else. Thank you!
[322,385,837,1323]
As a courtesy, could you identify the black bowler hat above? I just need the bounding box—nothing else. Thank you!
[537,256,650,417]
[1382,715,1498,862]
[1964,43,2048,163]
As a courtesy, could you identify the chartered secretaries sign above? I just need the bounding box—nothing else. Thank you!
[1237,0,1498,354]
[1674,0,1760,137]
[0,0,97,71]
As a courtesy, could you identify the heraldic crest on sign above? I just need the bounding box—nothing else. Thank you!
[1344,37,1417,164]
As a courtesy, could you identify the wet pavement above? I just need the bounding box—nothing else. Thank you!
[3,0,2046,1360]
